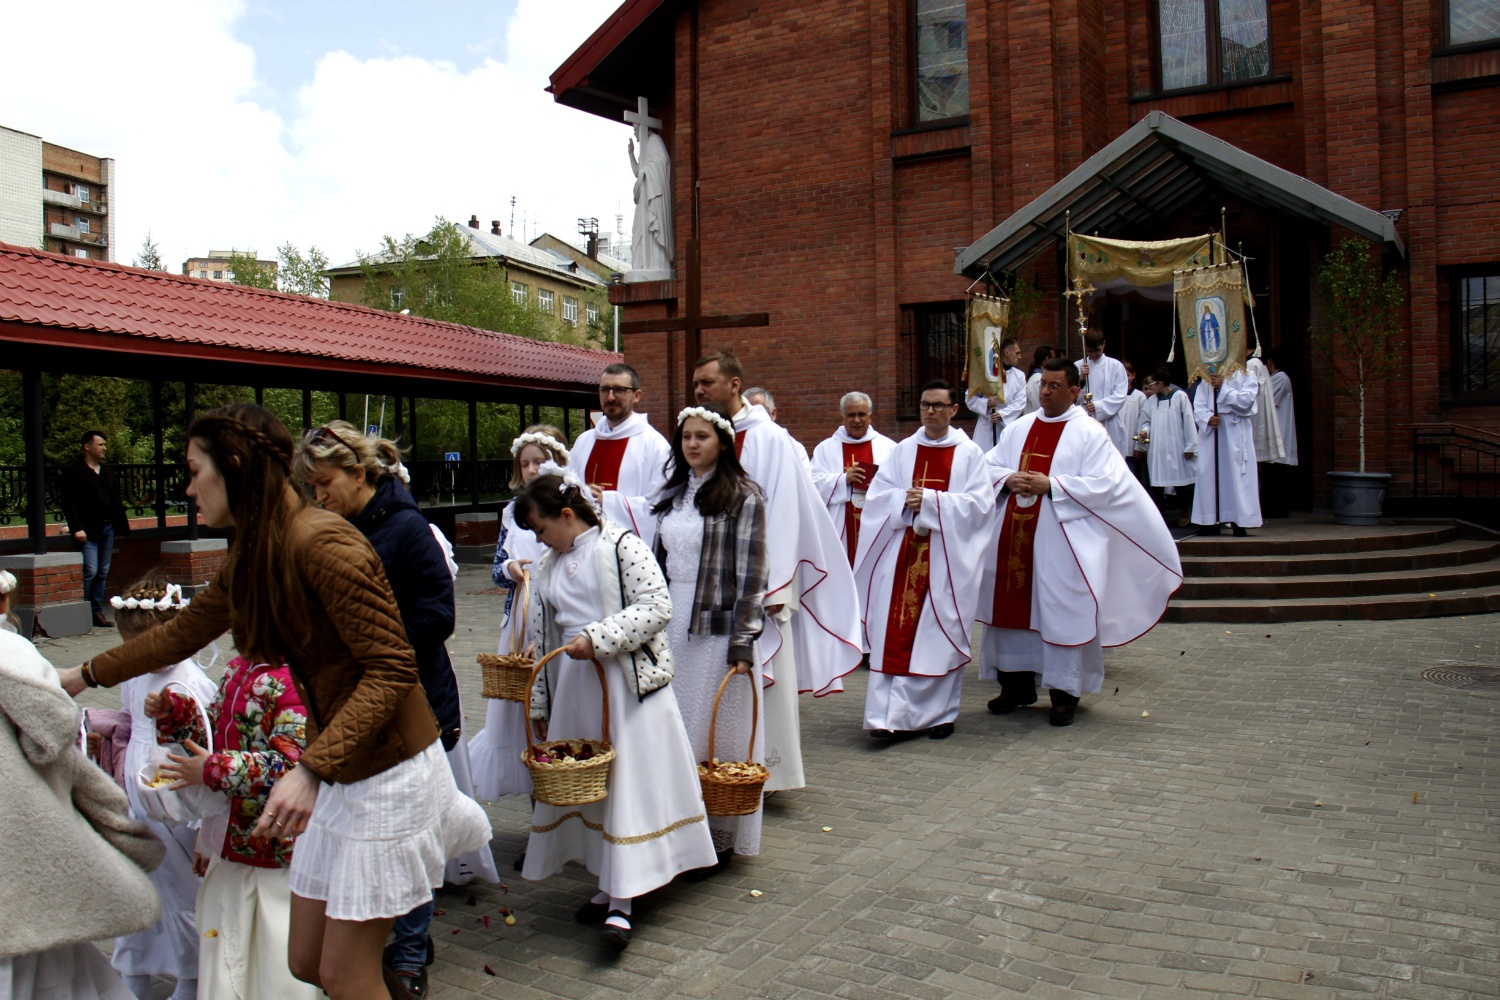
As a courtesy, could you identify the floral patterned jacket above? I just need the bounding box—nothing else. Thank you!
[158,657,308,868]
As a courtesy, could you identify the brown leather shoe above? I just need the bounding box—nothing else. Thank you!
[92,613,114,628]
[1049,704,1076,727]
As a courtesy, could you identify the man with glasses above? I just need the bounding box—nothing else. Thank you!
[1137,365,1198,526]
[569,363,671,544]
[854,380,994,741]
[811,391,898,566]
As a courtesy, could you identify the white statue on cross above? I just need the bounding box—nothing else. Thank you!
[625,95,674,282]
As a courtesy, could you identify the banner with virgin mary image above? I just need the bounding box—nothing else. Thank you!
[1174,262,1249,384]
[966,294,1010,401]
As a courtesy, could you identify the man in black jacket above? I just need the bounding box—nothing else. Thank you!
[60,430,129,628]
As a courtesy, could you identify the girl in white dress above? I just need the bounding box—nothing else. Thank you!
[469,425,570,806]
[109,572,219,1000]
[515,465,716,951]
[650,405,769,874]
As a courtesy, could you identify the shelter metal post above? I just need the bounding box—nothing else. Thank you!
[254,386,264,407]
[338,392,347,422]
[23,366,46,555]
[301,389,312,432]
[393,395,404,441]
[468,398,479,508]
[185,382,199,541]
[151,380,166,528]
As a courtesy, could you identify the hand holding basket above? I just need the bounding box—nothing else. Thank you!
[478,569,535,701]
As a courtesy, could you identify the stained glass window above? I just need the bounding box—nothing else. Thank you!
[1458,274,1500,394]
[914,0,969,122]
[1158,0,1269,90]
[1159,0,1208,90]
[1450,0,1500,46]
[1219,0,1270,81]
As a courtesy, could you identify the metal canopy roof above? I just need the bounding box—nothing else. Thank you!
[956,111,1405,277]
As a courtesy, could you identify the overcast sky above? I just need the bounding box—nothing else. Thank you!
[0,0,633,270]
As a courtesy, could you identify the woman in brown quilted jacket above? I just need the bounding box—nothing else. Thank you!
[60,403,490,1000]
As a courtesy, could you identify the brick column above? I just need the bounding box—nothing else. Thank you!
[0,552,90,638]
[160,539,228,596]
[453,512,499,566]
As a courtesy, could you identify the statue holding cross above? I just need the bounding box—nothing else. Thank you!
[625,96,674,282]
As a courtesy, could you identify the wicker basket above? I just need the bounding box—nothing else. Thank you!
[698,669,769,816]
[479,571,534,701]
[522,648,616,807]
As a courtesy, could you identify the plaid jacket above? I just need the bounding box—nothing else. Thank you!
[654,486,769,664]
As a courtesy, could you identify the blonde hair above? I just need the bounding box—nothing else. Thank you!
[508,424,568,489]
[113,568,183,641]
[293,420,407,488]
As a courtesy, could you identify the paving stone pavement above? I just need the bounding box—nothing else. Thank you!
[47,566,1500,999]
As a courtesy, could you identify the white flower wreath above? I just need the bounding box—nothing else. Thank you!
[510,431,570,461]
[536,459,601,514]
[109,582,190,612]
[677,405,734,436]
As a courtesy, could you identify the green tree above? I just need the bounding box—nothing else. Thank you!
[132,232,167,271]
[277,242,331,298]
[227,251,277,290]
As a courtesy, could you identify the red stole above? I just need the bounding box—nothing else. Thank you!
[584,437,629,491]
[840,439,875,565]
[991,417,1068,630]
[880,444,956,675]
[734,429,747,459]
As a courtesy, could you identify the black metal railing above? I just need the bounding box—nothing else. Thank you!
[0,463,190,527]
[406,459,515,506]
[1412,425,1500,499]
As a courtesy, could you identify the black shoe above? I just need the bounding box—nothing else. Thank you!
[1232,525,1248,537]
[987,693,1037,714]
[1049,704,1076,727]
[394,967,428,998]
[601,912,632,951]
[513,850,526,872]
[869,728,896,739]
[382,966,415,1000]
[682,849,733,882]
[928,722,955,740]
[576,899,609,924]
[92,613,114,628]
[1195,525,1222,536]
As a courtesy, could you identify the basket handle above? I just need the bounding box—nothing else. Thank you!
[522,646,611,751]
[704,667,758,774]
[508,569,532,658]
[163,680,214,756]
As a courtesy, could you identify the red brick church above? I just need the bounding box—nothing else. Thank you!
[550,1,1500,515]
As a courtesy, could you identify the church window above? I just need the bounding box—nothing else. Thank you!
[511,280,528,305]
[1448,0,1500,46]
[1157,0,1270,92]
[913,0,969,122]
[538,288,555,314]
[1455,272,1500,395]
[898,302,966,417]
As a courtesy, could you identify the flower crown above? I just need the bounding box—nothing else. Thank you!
[677,406,734,436]
[536,459,601,514]
[110,582,190,612]
[511,431,570,461]
[385,461,410,485]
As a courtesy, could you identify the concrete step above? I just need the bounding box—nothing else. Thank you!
[1176,523,1454,558]
[1177,559,1500,600]
[1179,538,1500,578]
[1164,586,1500,623]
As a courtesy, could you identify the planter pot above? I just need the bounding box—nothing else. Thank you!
[1327,471,1391,526]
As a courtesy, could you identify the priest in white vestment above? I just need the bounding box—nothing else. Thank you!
[810,391,899,566]
[571,363,672,545]
[854,381,994,739]
[1076,333,1131,457]
[1191,369,1262,535]
[965,338,1028,452]
[1246,357,1285,465]
[978,359,1182,726]
[1262,352,1299,518]
[1137,365,1198,526]
[694,351,864,791]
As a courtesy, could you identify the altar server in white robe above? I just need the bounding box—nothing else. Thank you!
[1024,345,1061,416]
[1246,357,1285,465]
[978,359,1182,726]
[571,363,672,545]
[1076,332,1131,456]
[1137,365,1198,525]
[1261,351,1299,518]
[1191,368,1262,535]
[965,338,1028,452]
[693,351,864,791]
[1120,360,1149,478]
[811,391,899,566]
[855,380,993,739]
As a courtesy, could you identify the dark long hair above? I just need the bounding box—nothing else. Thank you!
[189,402,309,661]
[513,474,602,534]
[651,403,760,518]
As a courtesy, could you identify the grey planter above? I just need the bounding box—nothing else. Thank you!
[1327,471,1391,526]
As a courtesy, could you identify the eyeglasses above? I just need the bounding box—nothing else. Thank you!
[918,401,954,411]
[598,385,635,396]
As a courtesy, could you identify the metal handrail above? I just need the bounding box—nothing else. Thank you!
[1412,426,1500,499]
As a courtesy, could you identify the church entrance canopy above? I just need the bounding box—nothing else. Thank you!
[955,111,1404,280]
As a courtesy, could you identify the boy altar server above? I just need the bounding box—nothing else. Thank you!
[570,363,672,544]
[1137,365,1198,525]
[978,359,1182,726]
[811,391,898,565]
[854,380,994,740]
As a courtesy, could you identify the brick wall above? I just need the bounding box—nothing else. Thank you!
[3,558,83,607]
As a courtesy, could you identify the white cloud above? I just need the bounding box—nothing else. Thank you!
[0,0,633,269]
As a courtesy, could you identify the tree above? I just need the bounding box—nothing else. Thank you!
[132,232,166,271]
[227,251,278,290]
[1312,238,1405,473]
[278,242,331,299]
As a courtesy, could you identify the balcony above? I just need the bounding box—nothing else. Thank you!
[41,190,106,214]
[48,223,107,247]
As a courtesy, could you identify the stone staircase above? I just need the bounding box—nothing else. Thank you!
[1165,517,1500,623]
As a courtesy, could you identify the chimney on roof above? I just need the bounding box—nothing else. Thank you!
[468,215,481,229]
[491,220,502,236]
[586,231,599,260]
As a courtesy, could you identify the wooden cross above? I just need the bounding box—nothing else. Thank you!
[618,238,770,405]
[623,95,661,145]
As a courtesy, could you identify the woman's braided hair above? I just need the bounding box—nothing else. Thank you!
[189,403,308,662]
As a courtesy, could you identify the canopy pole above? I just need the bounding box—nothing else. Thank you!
[185,382,199,542]
[23,366,46,555]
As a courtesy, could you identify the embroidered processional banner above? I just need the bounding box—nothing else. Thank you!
[965,294,1010,401]
[1069,233,1219,289]
[1174,262,1249,384]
